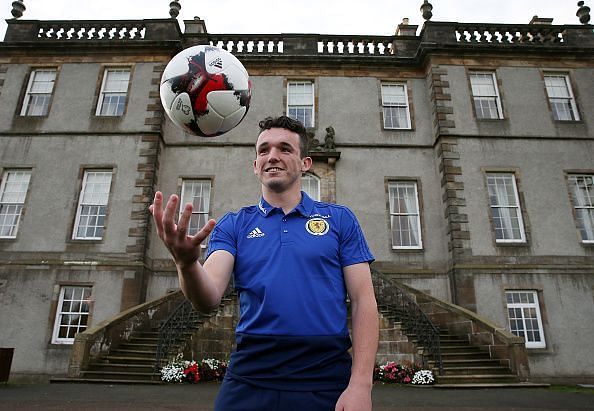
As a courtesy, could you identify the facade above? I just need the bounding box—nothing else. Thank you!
[0,4,593,383]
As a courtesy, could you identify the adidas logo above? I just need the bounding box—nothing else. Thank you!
[208,57,223,69]
[247,227,265,239]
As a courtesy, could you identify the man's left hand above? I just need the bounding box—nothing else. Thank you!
[334,383,372,411]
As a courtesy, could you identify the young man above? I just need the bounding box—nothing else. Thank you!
[150,116,378,410]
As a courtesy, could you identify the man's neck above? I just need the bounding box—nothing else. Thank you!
[262,188,302,215]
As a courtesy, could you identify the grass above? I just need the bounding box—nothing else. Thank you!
[548,385,594,394]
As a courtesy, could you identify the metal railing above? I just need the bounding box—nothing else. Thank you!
[154,298,203,374]
[371,269,443,374]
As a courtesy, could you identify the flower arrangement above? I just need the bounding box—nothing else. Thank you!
[374,361,434,385]
[411,369,435,385]
[160,354,228,383]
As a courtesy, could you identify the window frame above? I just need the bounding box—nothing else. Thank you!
[0,169,32,239]
[567,174,594,243]
[381,82,411,130]
[486,172,526,243]
[20,68,57,116]
[72,170,113,240]
[95,67,131,117]
[301,172,321,201]
[286,80,315,128]
[180,179,212,242]
[51,285,93,344]
[469,71,504,120]
[387,180,423,250]
[543,73,580,122]
[505,290,546,349]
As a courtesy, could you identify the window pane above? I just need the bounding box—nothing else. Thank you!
[53,286,92,343]
[181,180,212,236]
[287,82,314,127]
[389,182,421,248]
[74,171,112,239]
[23,69,56,116]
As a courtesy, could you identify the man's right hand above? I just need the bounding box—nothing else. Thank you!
[149,191,216,270]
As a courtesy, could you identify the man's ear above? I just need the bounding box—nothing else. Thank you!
[253,159,258,175]
[301,156,313,172]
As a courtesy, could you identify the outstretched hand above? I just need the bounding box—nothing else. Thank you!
[149,191,216,270]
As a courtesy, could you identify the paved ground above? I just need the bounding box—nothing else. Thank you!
[1,383,593,410]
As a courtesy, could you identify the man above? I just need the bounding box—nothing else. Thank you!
[150,116,378,410]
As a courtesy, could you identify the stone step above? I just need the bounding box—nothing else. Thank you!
[433,382,551,389]
[429,358,505,368]
[437,374,520,384]
[100,356,156,365]
[129,337,159,343]
[80,370,158,381]
[439,345,484,353]
[50,377,163,385]
[441,366,514,376]
[110,349,157,358]
[118,342,158,351]
[439,352,492,361]
[89,363,156,373]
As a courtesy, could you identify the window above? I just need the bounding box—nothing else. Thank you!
[388,181,422,249]
[302,173,320,201]
[96,68,130,116]
[20,69,57,116]
[544,74,580,121]
[287,81,314,127]
[486,173,525,242]
[469,72,503,119]
[180,179,211,236]
[0,170,31,238]
[568,175,594,243]
[52,286,92,344]
[506,290,546,349]
[381,83,411,129]
[73,171,113,240]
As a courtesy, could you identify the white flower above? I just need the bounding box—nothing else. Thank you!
[412,369,435,385]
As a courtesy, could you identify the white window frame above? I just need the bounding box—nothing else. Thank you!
[52,285,92,344]
[20,68,57,116]
[96,68,130,116]
[301,173,321,201]
[72,170,113,240]
[568,174,594,243]
[544,74,580,121]
[469,72,503,119]
[0,169,32,238]
[381,83,411,130]
[180,179,212,240]
[486,173,526,243]
[505,290,546,349]
[287,81,314,127]
[388,181,423,250]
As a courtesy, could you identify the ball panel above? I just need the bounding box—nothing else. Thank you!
[196,105,225,136]
[169,93,196,129]
[219,106,248,133]
[207,90,244,117]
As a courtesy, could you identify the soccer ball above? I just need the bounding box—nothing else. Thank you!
[160,45,251,137]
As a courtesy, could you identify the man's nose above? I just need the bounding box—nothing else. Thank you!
[267,147,281,161]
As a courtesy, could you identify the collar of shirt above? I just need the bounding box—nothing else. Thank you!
[257,191,315,218]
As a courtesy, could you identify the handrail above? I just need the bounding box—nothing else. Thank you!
[154,298,203,373]
[371,269,443,374]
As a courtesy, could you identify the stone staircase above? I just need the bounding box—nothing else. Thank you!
[430,328,520,384]
[53,293,236,384]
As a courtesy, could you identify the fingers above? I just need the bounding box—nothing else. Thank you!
[177,202,193,241]
[151,191,164,237]
[191,219,216,246]
[163,194,178,237]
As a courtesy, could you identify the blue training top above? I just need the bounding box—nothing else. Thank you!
[206,192,374,390]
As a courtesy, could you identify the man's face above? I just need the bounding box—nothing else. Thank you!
[254,128,312,193]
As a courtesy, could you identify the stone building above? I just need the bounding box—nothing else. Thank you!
[0,1,592,384]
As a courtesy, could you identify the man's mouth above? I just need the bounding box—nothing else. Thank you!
[265,167,284,172]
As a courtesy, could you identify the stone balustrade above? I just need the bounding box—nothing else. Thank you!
[455,23,565,44]
[3,18,592,53]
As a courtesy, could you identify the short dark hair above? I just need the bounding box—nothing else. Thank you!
[258,116,309,158]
